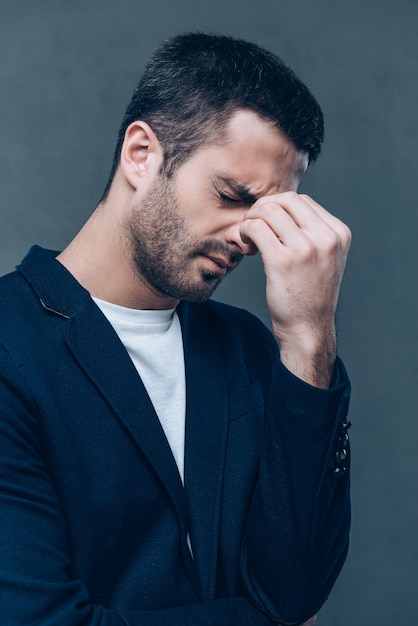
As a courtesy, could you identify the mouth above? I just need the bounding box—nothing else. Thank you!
[201,254,235,276]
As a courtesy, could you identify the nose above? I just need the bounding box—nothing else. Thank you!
[225,222,258,256]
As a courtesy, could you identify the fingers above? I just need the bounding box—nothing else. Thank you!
[240,191,351,260]
[299,193,352,251]
[240,191,349,385]
[239,200,305,266]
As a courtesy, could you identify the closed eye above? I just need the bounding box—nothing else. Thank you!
[214,177,258,206]
[219,193,242,205]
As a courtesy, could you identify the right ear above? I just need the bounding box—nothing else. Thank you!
[120,121,163,189]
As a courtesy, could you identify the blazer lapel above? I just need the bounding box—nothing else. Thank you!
[179,302,229,601]
[65,298,190,523]
[65,298,202,591]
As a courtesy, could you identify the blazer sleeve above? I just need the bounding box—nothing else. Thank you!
[240,320,351,625]
[0,342,279,626]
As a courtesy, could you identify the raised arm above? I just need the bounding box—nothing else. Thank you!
[240,191,351,388]
[239,192,351,623]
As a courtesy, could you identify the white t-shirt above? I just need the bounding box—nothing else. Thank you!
[93,298,186,483]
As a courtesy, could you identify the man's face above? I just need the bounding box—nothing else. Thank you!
[126,110,308,303]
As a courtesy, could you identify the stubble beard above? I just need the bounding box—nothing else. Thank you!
[126,174,243,303]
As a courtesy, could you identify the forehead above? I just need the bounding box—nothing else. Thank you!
[196,109,309,194]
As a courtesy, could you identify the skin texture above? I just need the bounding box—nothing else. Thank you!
[58,109,351,389]
[123,170,243,304]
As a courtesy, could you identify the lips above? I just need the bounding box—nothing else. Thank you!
[207,255,232,269]
[201,254,231,276]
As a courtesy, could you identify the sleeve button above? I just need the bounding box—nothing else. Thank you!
[336,449,348,464]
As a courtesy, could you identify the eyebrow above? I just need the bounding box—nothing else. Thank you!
[216,177,259,205]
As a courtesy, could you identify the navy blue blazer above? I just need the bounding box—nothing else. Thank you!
[0,246,351,625]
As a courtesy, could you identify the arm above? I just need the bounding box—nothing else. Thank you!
[242,352,351,623]
[238,193,351,622]
[240,191,351,388]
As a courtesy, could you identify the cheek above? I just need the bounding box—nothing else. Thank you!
[179,203,221,239]
[175,183,230,238]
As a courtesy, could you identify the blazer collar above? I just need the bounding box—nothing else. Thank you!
[17,245,89,317]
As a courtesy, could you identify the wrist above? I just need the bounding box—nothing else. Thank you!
[273,323,337,388]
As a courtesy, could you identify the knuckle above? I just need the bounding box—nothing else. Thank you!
[325,231,341,252]
[333,224,352,253]
[255,199,278,215]
[299,239,316,261]
[299,192,312,202]
[260,199,277,211]
[281,190,299,202]
[333,217,352,242]
[343,224,352,246]
[245,217,266,232]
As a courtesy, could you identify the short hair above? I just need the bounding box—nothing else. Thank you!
[101,32,324,199]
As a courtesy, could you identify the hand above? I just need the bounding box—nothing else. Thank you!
[240,192,351,387]
[302,616,318,626]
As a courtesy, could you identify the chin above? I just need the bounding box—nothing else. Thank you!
[174,278,221,304]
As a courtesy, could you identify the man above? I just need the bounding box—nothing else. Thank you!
[0,33,352,625]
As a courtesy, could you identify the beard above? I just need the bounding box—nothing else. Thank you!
[125,173,243,303]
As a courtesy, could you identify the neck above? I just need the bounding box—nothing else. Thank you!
[57,204,179,311]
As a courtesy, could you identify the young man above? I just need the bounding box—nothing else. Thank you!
[0,34,351,625]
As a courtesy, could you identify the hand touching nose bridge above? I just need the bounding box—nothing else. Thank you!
[224,207,259,256]
[239,191,351,387]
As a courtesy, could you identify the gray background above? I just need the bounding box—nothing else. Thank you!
[0,1,416,624]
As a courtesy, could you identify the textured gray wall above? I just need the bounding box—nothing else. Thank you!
[0,2,417,624]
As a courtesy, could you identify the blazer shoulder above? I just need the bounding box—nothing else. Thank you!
[0,268,34,317]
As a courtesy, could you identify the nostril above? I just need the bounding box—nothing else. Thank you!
[241,237,258,256]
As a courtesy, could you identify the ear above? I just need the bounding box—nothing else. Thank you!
[120,121,163,189]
